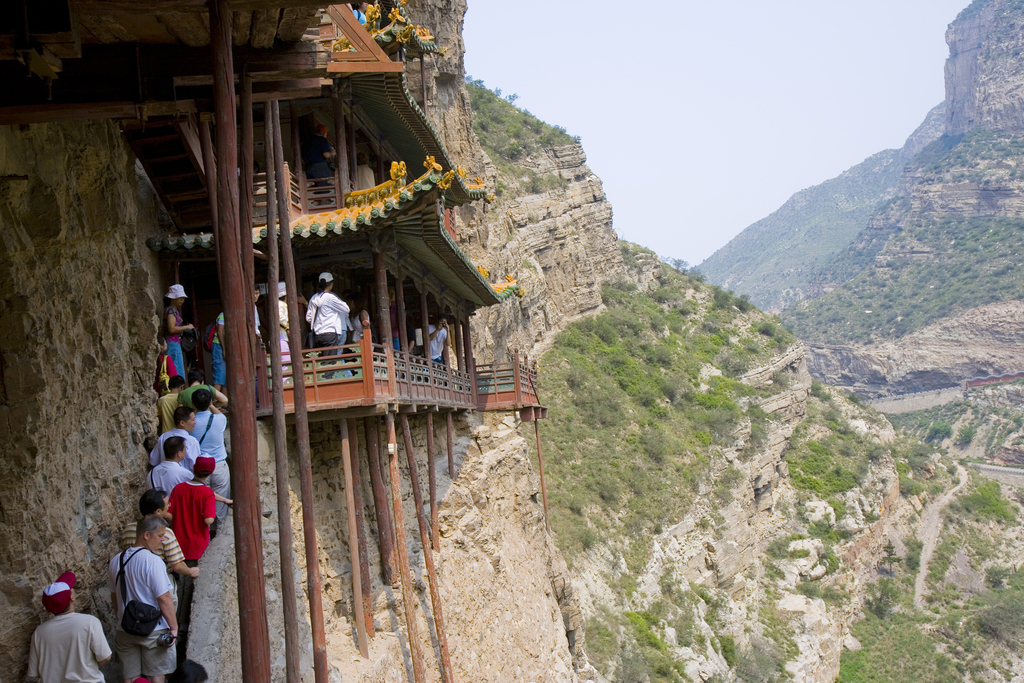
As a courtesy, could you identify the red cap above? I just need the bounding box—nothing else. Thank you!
[193,456,216,475]
[314,124,328,134]
[41,572,76,614]
[134,678,152,683]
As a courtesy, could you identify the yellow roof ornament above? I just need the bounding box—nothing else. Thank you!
[424,156,443,172]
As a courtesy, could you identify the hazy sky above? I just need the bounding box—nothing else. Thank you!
[463,0,970,266]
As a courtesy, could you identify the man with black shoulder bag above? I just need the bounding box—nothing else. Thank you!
[107,514,178,683]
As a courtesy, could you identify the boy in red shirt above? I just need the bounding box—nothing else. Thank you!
[169,455,222,659]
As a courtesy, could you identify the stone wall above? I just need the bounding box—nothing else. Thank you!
[0,121,166,677]
[192,410,591,682]
[868,387,964,414]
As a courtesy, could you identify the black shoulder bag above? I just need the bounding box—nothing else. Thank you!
[118,549,163,636]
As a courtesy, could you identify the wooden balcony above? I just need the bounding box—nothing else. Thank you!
[255,335,544,419]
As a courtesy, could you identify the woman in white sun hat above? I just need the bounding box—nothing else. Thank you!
[164,284,194,376]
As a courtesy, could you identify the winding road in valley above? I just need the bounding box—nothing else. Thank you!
[913,464,969,609]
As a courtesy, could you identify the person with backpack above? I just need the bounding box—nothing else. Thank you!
[187,390,231,525]
[163,285,194,379]
[107,514,178,683]
[154,337,179,396]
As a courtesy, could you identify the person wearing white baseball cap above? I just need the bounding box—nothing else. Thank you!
[163,285,194,379]
[305,272,350,357]
[28,571,112,683]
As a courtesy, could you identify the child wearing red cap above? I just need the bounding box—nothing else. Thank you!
[169,456,218,562]
[28,571,112,682]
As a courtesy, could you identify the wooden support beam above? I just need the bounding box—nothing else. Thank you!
[395,265,409,353]
[463,316,477,408]
[332,86,350,197]
[340,419,369,658]
[364,416,396,586]
[72,0,323,13]
[446,412,455,480]
[240,69,257,364]
[264,104,302,683]
[273,99,329,683]
[400,415,454,683]
[210,4,272,683]
[386,413,427,683]
[347,418,374,638]
[425,412,439,552]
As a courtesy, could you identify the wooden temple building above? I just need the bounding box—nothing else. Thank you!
[0,3,548,682]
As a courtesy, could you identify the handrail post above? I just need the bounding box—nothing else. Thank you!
[512,348,522,408]
[372,251,396,402]
[360,319,374,400]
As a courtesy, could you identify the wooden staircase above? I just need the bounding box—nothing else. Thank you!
[122,117,212,232]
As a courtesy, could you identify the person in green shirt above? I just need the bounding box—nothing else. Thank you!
[177,369,228,413]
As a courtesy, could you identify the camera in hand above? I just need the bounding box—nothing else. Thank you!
[157,633,176,647]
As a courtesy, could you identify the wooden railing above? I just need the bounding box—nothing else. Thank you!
[263,330,479,414]
[475,349,540,411]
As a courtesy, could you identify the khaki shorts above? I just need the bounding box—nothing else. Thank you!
[114,628,177,679]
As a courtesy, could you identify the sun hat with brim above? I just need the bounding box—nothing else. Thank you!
[193,456,216,475]
[278,281,287,298]
[165,284,187,300]
[42,571,76,614]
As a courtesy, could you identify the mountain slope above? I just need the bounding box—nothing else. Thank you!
[698,105,944,312]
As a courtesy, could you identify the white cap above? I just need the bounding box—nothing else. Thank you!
[278,281,287,298]
[165,284,187,299]
[319,272,333,283]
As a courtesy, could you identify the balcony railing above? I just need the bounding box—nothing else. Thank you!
[256,333,542,417]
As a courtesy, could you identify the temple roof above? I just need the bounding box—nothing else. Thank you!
[147,160,515,306]
[367,4,444,58]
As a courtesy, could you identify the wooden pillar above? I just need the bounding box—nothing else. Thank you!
[400,415,453,683]
[347,418,373,637]
[446,412,455,479]
[373,251,396,398]
[452,314,463,373]
[364,417,396,585]
[386,413,427,683]
[332,86,350,198]
[210,4,271,683]
[263,102,301,683]
[198,118,218,235]
[395,266,409,353]
[291,103,307,212]
[346,104,357,187]
[340,419,369,657]
[420,289,430,359]
[240,70,255,292]
[463,315,477,407]
[272,100,329,683]
[425,413,438,551]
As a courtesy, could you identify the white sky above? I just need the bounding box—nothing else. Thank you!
[463,0,970,266]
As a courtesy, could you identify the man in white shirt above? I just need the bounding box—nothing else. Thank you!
[148,407,199,471]
[148,436,193,493]
[108,515,178,683]
[27,571,111,683]
[306,272,350,356]
[427,315,449,364]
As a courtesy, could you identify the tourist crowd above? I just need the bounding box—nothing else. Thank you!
[29,273,453,682]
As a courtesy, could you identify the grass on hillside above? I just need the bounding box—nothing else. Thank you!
[783,214,1024,345]
[535,244,794,559]
[465,77,576,185]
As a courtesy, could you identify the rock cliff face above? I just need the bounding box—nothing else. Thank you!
[0,121,166,677]
[402,1,624,364]
[806,301,1024,396]
[945,0,1024,136]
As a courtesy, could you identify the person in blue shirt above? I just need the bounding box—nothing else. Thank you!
[302,125,335,186]
[188,389,230,526]
[351,2,369,24]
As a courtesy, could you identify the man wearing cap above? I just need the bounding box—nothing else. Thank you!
[302,124,335,183]
[148,407,200,473]
[306,272,350,358]
[168,456,221,658]
[27,571,112,683]
[107,514,178,683]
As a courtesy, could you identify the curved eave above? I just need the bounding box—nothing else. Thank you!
[350,72,489,205]
[373,26,442,58]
